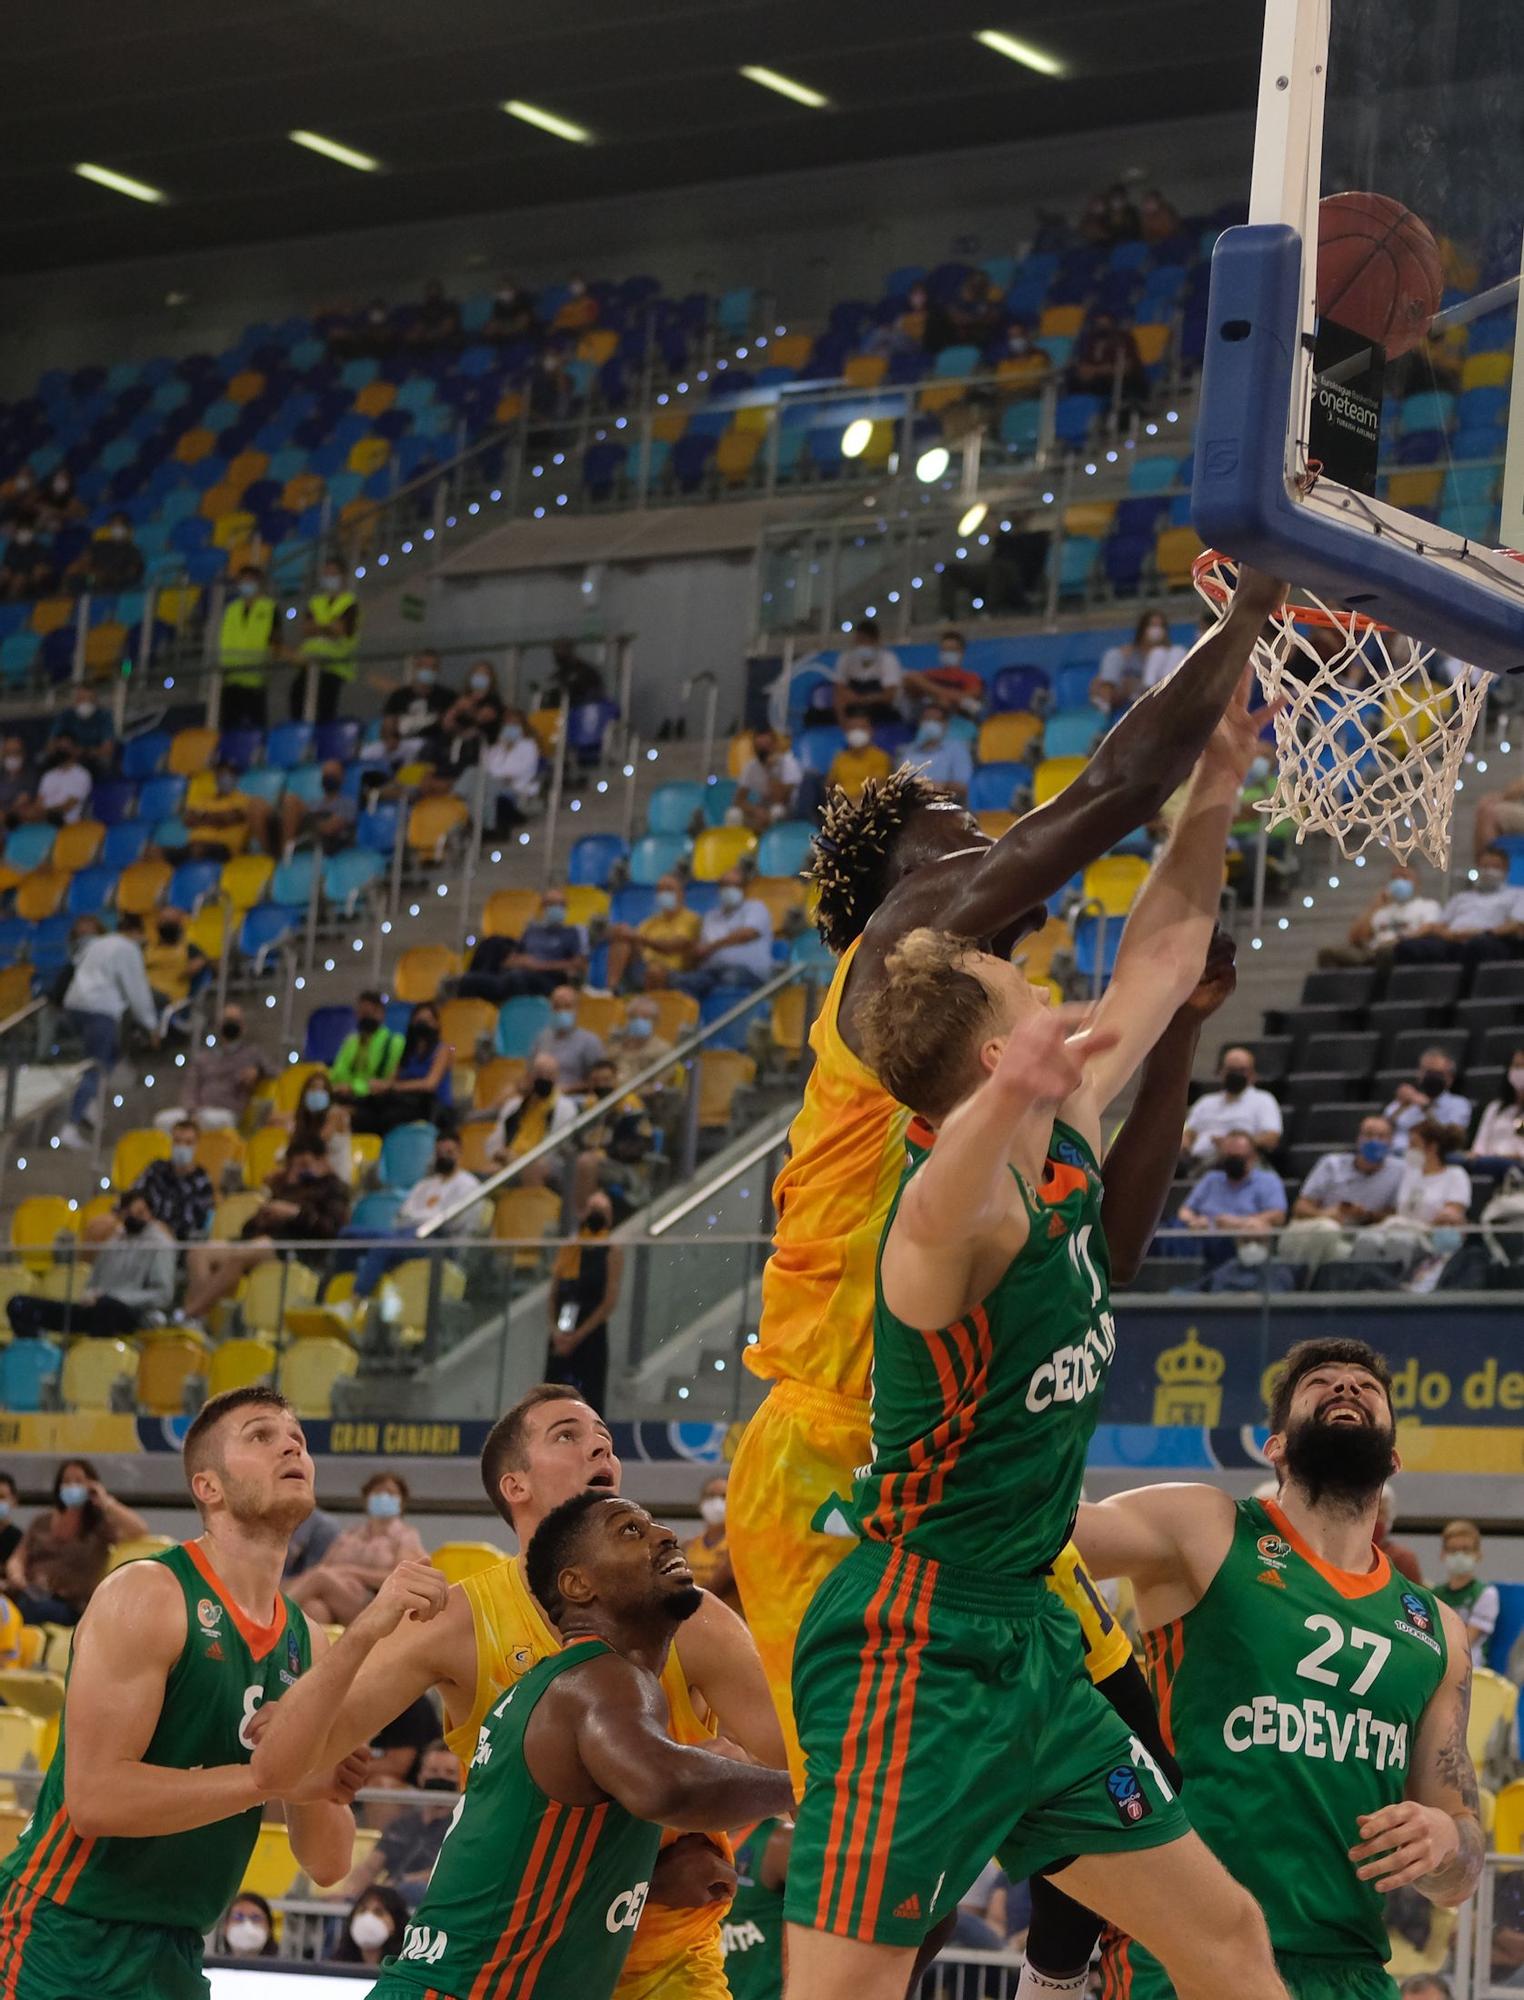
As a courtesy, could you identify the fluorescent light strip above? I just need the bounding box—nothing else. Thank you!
[739,65,829,109]
[974,29,1066,78]
[74,161,168,205]
[289,129,381,173]
[502,99,592,144]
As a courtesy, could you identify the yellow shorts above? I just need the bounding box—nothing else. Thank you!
[729,1378,1131,1788]
[612,1936,731,2000]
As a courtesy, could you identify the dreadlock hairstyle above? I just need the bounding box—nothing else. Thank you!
[807,767,951,954]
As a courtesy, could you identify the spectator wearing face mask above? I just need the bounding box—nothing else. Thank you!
[37,466,83,529]
[381,652,455,764]
[832,620,904,726]
[683,1473,741,1615]
[901,628,985,723]
[1464,1050,1524,1176]
[530,985,605,1088]
[675,868,774,1000]
[996,320,1048,387]
[487,1052,580,1168]
[1384,1048,1472,1140]
[335,1886,410,1968]
[1279,1114,1401,1272]
[294,559,360,723]
[68,513,144,596]
[154,1001,273,1133]
[217,566,281,732]
[330,992,405,1105]
[58,911,159,1151]
[493,892,587,1000]
[142,909,207,1032]
[732,730,804,831]
[1175,1132,1288,1246]
[437,660,505,775]
[33,736,93,826]
[47,690,116,776]
[287,1473,426,1627]
[0,738,36,827]
[349,1002,452,1137]
[1093,611,1187,710]
[603,874,699,993]
[1432,1519,1499,1667]
[606,996,675,1092]
[1182,1047,1283,1162]
[277,759,355,857]
[342,1129,488,1300]
[898,701,972,800]
[1393,1120,1471,1236]
[479,708,542,829]
[177,1140,351,1326]
[1067,310,1149,416]
[286,1068,354,1181]
[1394,846,1524,967]
[546,1193,622,1409]
[5,1459,148,1625]
[0,521,55,601]
[406,279,462,350]
[484,280,539,344]
[552,271,598,333]
[9,1190,175,1341]
[332,1743,464,1909]
[1320,865,1444,967]
[828,708,891,803]
[131,1118,215,1241]
[217,1893,277,1959]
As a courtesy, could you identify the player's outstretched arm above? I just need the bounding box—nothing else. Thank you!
[249,1559,449,1797]
[571,1657,796,1832]
[673,1590,789,1772]
[1074,1484,1234,1607]
[1350,1604,1484,1907]
[64,1563,270,1837]
[280,1626,372,1889]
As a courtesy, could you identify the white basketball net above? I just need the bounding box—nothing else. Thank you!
[1193,553,1489,867]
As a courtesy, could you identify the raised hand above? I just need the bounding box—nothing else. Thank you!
[1180,929,1238,1021]
[648,1832,739,1909]
[356,1559,451,1640]
[992,1002,1118,1111]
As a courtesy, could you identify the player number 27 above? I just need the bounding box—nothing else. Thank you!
[1295,1613,1390,1697]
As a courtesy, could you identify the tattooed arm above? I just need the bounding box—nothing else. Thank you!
[1347,1606,1484,1907]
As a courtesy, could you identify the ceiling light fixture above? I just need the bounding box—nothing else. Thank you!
[289,129,381,172]
[916,447,950,483]
[740,65,829,108]
[74,162,167,205]
[841,419,873,459]
[958,502,989,536]
[974,29,1066,77]
[502,100,592,143]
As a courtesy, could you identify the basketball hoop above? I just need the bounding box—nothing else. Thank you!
[1192,549,1494,867]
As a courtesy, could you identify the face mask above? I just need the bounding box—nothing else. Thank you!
[1443,1550,1478,1582]
[321,776,342,797]
[432,1153,458,1177]
[501,724,523,745]
[421,1775,458,1793]
[1479,869,1507,892]
[350,1911,393,1951]
[171,1144,195,1169]
[1221,1156,1250,1182]
[74,703,95,721]
[220,1017,242,1041]
[109,524,128,542]
[584,1212,611,1234]
[0,1502,10,1521]
[1418,1069,1448,1098]
[568,278,586,297]
[626,1016,653,1041]
[1144,627,1168,648]
[845,729,870,750]
[918,721,945,744]
[58,1483,89,1509]
[470,673,491,693]
[321,574,342,592]
[158,924,182,945]
[1431,1225,1463,1255]
[238,581,259,599]
[1388,877,1415,903]
[357,1016,382,1035]
[1221,1069,1250,1095]
[719,885,743,911]
[543,905,567,926]
[297,1166,321,1183]
[1510,1067,1524,1094]
[224,1918,269,1954]
[553,1008,576,1032]
[655,889,677,913]
[2,759,19,775]
[415,667,436,688]
[939,647,962,666]
[122,1213,147,1236]
[305,1089,330,1113]
[13,532,31,547]
[366,1490,402,1520]
[531,1075,555,1098]
[51,476,68,494]
[700,1495,727,1527]
[1008,336,1029,353]
[1356,1138,1388,1166]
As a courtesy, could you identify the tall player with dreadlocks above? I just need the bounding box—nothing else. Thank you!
[728,568,1283,2000]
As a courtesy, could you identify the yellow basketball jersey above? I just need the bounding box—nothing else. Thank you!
[752,936,910,1403]
[444,1555,731,1977]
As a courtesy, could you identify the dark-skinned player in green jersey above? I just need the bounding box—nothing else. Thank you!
[1078,1337,1481,2000]
[782,682,1293,2000]
[252,1490,796,2000]
[0,1385,426,2000]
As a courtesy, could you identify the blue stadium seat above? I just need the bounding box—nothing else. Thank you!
[322,848,384,915]
[358,805,401,854]
[379,1121,437,1191]
[1104,534,1154,595]
[4,825,54,873]
[496,995,552,1058]
[756,821,815,878]
[0,1341,60,1414]
[267,723,314,770]
[303,1004,356,1064]
[1056,536,1099,597]
[1042,709,1106,759]
[700,779,737,827]
[1127,455,1183,494]
[102,822,150,870]
[271,855,316,908]
[66,866,118,918]
[168,860,223,910]
[990,664,1050,713]
[1053,662,1098,709]
[137,775,186,824]
[610,885,658,927]
[1399,390,1456,435]
[122,730,171,780]
[0,919,30,966]
[1073,911,1124,986]
[1054,395,1103,448]
[314,720,361,763]
[281,764,325,808]
[240,768,286,806]
[628,834,689,885]
[218,729,263,772]
[568,835,627,887]
[968,763,1030,812]
[239,904,300,972]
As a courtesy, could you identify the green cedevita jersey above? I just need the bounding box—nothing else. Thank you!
[855,1121,1114,1580]
[721,1820,785,2000]
[382,1638,661,2000]
[0,1542,312,1935]
[1143,1499,1448,1963]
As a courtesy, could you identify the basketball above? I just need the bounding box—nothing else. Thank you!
[1315,190,1445,359]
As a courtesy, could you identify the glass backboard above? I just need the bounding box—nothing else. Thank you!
[1191,0,1524,676]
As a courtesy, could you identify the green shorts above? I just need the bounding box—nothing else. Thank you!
[1103,1938,1398,2000]
[0,1893,207,2000]
[785,1540,1189,1948]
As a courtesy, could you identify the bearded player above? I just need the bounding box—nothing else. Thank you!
[0,1387,413,2000]
[782,700,1292,2000]
[246,1384,782,2000]
[1077,1338,1480,2000]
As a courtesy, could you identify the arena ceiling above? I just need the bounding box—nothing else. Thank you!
[7,0,1265,276]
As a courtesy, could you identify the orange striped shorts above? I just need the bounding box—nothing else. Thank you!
[785,1539,1187,1948]
[0,1890,206,2000]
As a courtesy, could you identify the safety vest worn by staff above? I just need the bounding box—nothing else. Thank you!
[301,590,360,680]
[218,594,278,690]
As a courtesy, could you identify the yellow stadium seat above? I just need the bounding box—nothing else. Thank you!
[473,1056,525,1111]
[1062,502,1117,539]
[768,333,813,370]
[79,1194,117,1234]
[281,473,325,514]
[1015,919,1073,984]
[378,1257,465,1342]
[117,859,172,915]
[112,1126,170,1191]
[0,1709,43,1775]
[856,419,897,465]
[14,1630,43,1672]
[194,1126,246,1188]
[240,1820,300,1899]
[562,885,610,927]
[976,810,1017,839]
[227,450,270,489]
[15,872,67,921]
[279,1337,358,1417]
[577,328,619,366]
[691,826,757,882]
[731,404,771,436]
[208,1336,278,1396]
[715,431,762,484]
[726,731,756,779]
[1039,304,1086,338]
[212,1191,265,1240]
[220,854,273,913]
[284,1304,357,1345]
[431,1541,503,1585]
[843,353,889,388]
[84,623,128,673]
[495,390,524,425]
[268,1062,324,1117]
[650,411,688,444]
[1154,525,1202,588]
[698,1051,755,1129]
[50,820,104,874]
[0,966,30,1017]
[1082,854,1150,916]
[1468,1666,1518,1773]
[347,437,390,477]
[0,1807,30,1861]
[769,983,820,1054]
[212,511,257,553]
[918,380,968,414]
[240,1258,320,1337]
[977,712,1043,763]
[104,1534,175,1573]
[1461,350,1511,391]
[12,1198,78,1275]
[1495,1778,1524,1855]
[575,993,625,1041]
[458,1123,497,1175]
[245,1124,289,1190]
[493,1186,562,1266]
[1131,323,1171,368]
[0,1665,65,1719]
[352,380,396,418]
[407,795,469,860]
[168,727,220,777]
[137,1333,208,1417]
[395,945,462,1004]
[226,371,266,408]
[1384,469,1444,510]
[483,888,542,938]
[185,770,220,810]
[174,427,215,466]
[527,709,562,755]
[61,1338,138,1412]
[0,1267,37,1332]
[153,584,201,630]
[440,998,497,1056]
[29,598,73,639]
[1033,756,1089,806]
[749,876,806,929]
[199,481,244,523]
[648,990,699,1044]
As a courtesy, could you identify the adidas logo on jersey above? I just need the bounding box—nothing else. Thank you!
[205,1639,224,1660]
[893,1893,921,1919]
[1256,1569,1286,1590]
